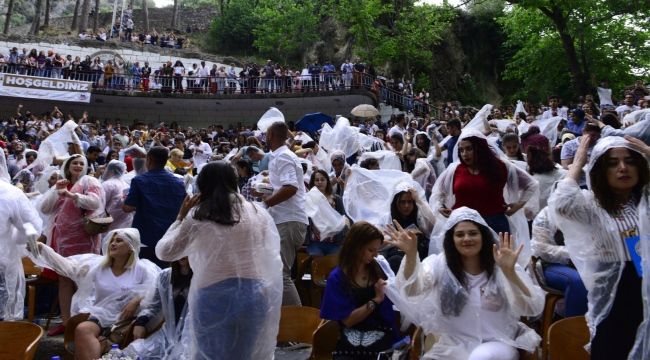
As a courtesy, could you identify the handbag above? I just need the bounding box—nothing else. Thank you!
[98,317,135,352]
[83,214,114,235]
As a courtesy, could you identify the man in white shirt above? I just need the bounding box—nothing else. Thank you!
[262,121,308,306]
[541,95,568,119]
[197,61,210,92]
[189,134,211,173]
[615,93,640,119]
[597,80,614,109]
[388,113,407,138]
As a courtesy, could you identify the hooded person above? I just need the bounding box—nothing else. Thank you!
[0,151,10,183]
[101,160,133,231]
[549,135,650,359]
[428,129,539,265]
[12,168,36,193]
[39,153,106,336]
[32,228,159,357]
[0,178,42,320]
[384,207,544,360]
[330,150,351,197]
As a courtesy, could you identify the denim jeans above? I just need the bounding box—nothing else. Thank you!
[192,278,268,360]
[482,212,510,234]
[543,263,588,317]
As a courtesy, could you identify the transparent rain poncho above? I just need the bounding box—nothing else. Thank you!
[101,160,133,231]
[385,207,544,360]
[155,197,282,360]
[343,167,425,227]
[319,117,360,158]
[548,136,650,358]
[40,155,106,257]
[357,150,402,170]
[463,104,493,133]
[27,120,81,172]
[622,108,650,127]
[305,187,347,239]
[123,268,191,360]
[0,152,10,183]
[428,130,539,267]
[257,107,285,132]
[531,116,564,147]
[31,228,160,326]
[530,206,570,265]
[0,180,43,320]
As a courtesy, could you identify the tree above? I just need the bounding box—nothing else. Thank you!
[43,0,50,28]
[252,0,319,63]
[209,0,258,54]
[71,0,81,30]
[3,0,15,34]
[30,0,43,34]
[503,0,650,99]
[92,0,99,33]
[142,0,149,32]
[78,0,90,33]
[171,0,179,28]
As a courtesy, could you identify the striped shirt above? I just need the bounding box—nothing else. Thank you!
[611,200,639,261]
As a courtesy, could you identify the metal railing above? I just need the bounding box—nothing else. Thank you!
[0,64,432,116]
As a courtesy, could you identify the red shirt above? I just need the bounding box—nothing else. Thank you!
[452,163,507,216]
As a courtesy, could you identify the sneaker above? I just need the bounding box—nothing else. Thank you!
[276,341,309,351]
[47,324,65,336]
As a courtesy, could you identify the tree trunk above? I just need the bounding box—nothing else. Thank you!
[550,12,588,95]
[43,0,50,28]
[3,0,14,34]
[78,0,90,33]
[71,0,80,30]
[142,0,149,32]
[171,0,178,29]
[92,0,99,33]
[30,0,43,35]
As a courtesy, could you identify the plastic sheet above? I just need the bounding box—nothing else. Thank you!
[0,181,43,320]
[34,166,60,194]
[531,206,570,265]
[27,120,80,172]
[515,100,528,116]
[305,187,346,239]
[463,104,493,132]
[622,109,650,127]
[318,118,360,157]
[155,197,282,360]
[530,116,564,148]
[101,161,133,231]
[257,107,285,132]
[0,153,10,183]
[33,228,160,327]
[385,207,544,359]
[343,167,424,227]
[40,156,106,257]
[123,268,191,360]
[549,137,649,356]
[358,150,402,170]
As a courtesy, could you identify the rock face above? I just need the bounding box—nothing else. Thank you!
[10,6,218,35]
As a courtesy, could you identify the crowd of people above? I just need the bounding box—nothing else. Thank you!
[0,79,649,360]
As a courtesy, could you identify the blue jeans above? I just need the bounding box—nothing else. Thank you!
[544,264,588,317]
[308,242,341,256]
[192,278,268,360]
[482,213,510,234]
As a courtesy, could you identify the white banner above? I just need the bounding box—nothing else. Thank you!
[0,73,92,103]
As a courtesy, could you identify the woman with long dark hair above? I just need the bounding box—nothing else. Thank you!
[320,221,400,359]
[306,169,349,256]
[429,130,538,262]
[156,161,282,360]
[385,207,544,359]
[549,135,650,359]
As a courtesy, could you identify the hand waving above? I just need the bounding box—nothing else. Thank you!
[384,220,418,258]
[493,232,523,274]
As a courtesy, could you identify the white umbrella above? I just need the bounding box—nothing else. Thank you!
[351,104,379,118]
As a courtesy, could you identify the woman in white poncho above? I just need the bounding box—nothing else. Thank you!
[549,135,650,359]
[101,160,133,231]
[384,207,544,359]
[156,161,282,360]
[33,228,159,359]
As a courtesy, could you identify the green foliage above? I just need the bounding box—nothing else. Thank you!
[208,0,257,54]
[252,0,319,63]
[181,0,217,9]
[500,0,650,102]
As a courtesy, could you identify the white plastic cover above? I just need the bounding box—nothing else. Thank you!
[0,152,9,183]
[531,115,564,147]
[357,150,402,170]
[622,109,650,127]
[385,207,544,359]
[548,137,649,357]
[343,167,425,227]
[101,160,133,231]
[515,100,528,116]
[463,104,493,133]
[32,228,160,326]
[0,181,43,320]
[318,118,360,157]
[155,198,282,360]
[531,206,570,265]
[305,187,346,239]
[257,107,285,132]
[123,268,191,360]
[28,120,80,172]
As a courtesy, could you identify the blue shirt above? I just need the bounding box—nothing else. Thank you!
[446,135,459,166]
[565,119,586,136]
[124,169,186,247]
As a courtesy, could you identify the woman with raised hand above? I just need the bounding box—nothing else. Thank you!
[549,135,650,359]
[156,161,282,360]
[385,207,544,360]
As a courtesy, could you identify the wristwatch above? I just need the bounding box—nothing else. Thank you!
[366,300,377,311]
